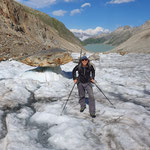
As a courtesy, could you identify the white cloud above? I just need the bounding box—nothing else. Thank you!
[52,10,67,16]
[107,0,135,4]
[81,3,91,8]
[15,0,56,8]
[64,0,72,2]
[70,3,91,16]
[70,27,110,41]
[70,9,81,16]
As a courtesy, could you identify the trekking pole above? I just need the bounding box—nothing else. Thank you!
[94,81,116,109]
[60,83,76,115]
[78,48,82,64]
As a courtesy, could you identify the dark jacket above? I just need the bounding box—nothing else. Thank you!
[72,63,95,83]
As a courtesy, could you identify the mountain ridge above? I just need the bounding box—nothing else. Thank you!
[0,0,83,61]
[83,25,133,46]
[110,21,150,53]
[82,21,150,53]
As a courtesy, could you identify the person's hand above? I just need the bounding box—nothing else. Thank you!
[74,79,78,84]
[91,79,95,83]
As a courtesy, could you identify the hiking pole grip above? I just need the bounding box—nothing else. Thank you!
[94,82,116,109]
[60,83,76,115]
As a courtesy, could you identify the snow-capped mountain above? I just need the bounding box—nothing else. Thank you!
[70,27,110,41]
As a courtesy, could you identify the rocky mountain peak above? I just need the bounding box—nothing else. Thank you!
[114,25,132,33]
[141,20,150,29]
[144,20,150,25]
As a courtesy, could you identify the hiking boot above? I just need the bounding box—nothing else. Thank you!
[80,106,86,112]
[90,114,96,118]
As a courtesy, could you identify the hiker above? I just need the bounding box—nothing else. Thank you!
[72,56,96,118]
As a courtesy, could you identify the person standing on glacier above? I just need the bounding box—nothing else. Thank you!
[72,56,96,118]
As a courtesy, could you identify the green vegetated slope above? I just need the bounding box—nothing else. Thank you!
[82,37,107,45]
[20,3,81,46]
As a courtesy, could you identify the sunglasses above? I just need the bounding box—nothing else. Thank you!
[82,59,88,61]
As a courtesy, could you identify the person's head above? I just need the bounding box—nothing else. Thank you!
[81,56,88,66]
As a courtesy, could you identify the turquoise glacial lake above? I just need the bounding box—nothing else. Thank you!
[84,44,115,52]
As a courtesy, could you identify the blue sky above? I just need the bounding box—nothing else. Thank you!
[16,0,150,34]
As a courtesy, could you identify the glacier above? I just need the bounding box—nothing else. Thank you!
[0,53,150,150]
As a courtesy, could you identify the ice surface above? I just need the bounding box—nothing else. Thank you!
[0,53,150,150]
